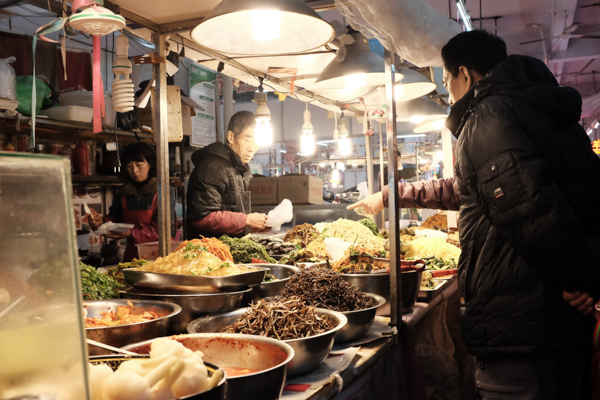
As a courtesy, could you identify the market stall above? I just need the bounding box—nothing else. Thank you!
[0,1,467,399]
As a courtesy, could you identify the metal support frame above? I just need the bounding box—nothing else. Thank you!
[154,33,171,257]
[365,133,375,198]
[385,50,402,327]
[378,122,386,229]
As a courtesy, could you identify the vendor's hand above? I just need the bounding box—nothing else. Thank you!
[347,192,384,215]
[88,214,104,230]
[105,230,131,239]
[246,213,268,231]
[563,291,596,316]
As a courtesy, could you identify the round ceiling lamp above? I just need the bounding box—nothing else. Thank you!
[191,0,335,55]
[397,98,448,123]
[311,31,403,90]
[394,68,437,102]
[413,118,448,133]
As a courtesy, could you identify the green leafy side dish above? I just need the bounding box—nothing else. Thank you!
[219,235,277,264]
[80,262,124,300]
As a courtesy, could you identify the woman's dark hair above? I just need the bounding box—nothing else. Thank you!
[227,111,256,144]
[441,30,508,78]
[120,142,156,181]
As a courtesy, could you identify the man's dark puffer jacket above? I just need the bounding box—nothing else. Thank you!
[385,55,600,357]
[453,55,600,356]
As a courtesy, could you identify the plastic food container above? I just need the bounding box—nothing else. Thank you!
[40,106,93,123]
[59,90,116,127]
[136,240,184,260]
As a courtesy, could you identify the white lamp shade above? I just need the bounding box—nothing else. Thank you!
[191,0,335,55]
[312,31,403,89]
[396,98,448,123]
[413,118,447,133]
[395,69,437,102]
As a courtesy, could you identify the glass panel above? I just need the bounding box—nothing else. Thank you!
[0,153,89,400]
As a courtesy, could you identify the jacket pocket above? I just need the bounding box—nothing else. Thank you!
[476,151,528,218]
[458,241,476,303]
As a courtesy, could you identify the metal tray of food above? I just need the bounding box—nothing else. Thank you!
[417,278,448,302]
[123,267,267,293]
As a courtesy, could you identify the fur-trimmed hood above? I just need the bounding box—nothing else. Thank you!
[121,177,157,197]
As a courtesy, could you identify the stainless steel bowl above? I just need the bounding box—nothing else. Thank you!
[239,264,298,305]
[187,307,347,377]
[119,287,251,334]
[334,293,386,343]
[84,299,181,356]
[89,354,227,400]
[122,333,294,400]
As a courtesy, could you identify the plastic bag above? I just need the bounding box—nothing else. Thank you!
[353,181,374,217]
[325,237,353,262]
[0,57,17,101]
[265,199,293,232]
[15,76,52,116]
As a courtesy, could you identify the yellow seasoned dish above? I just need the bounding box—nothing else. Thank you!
[135,242,251,277]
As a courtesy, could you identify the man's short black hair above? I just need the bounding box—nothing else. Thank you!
[441,30,508,78]
[120,142,156,181]
[227,111,256,142]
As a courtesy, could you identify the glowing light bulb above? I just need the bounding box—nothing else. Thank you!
[319,162,326,167]
[395,84,405,100]
[252,10,280,42]
[432,119,446,130]
[410,115,426,124]
[332,169,340,182]
[301,131,315,155]
[352,163,358,168]
[344,73,366,90]
[255,120,273,146]
[339,135,351,156]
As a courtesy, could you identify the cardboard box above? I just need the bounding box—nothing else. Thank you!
[278,175,323,205]
[137,87,204,141]
[249,176,278,205]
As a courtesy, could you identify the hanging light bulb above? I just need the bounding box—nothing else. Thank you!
[300,103,315,155]
[253,80,273,146]
[251,10,280,42]
[339,136,351,156]
[111,34,134,113]
[332,169,340,182]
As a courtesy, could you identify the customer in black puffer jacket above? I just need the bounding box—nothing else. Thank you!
[351,30,600,399]
[187,111,268,239]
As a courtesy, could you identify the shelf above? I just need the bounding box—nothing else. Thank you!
[0,113,154,143]
[72,175,184,186]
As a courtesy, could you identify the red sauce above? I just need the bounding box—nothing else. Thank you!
[222,366,261,377]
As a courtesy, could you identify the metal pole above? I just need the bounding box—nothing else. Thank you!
[154,33,171,257]
[378,121,386,230]
[365,131,375,198]
[222,73,234,142]
[415,146,420,182]
[385,50,402,327]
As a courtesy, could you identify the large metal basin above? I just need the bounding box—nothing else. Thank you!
[239,264,298,305]
[335,293,386,343]
[84,299,181,356]
[90,354,227,400]
[123,333,294,400]
[187,307,347,377]
[120,287,251,334]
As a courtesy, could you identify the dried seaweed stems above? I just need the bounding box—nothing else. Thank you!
[283,223,318,248]
[222,296,334,340]
[282,267,375,312]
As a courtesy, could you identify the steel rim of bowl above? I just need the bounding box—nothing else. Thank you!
[84,300,182,331]
[339,293,386,316]
[122,332,295,379]
[119,288,253,298]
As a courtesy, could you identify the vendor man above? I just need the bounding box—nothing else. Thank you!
[187,111,268,238]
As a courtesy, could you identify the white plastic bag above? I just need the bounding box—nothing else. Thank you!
[265,199,293,232]
[325,237,353,262]
[0,57,17,101]
[357,181,369,200]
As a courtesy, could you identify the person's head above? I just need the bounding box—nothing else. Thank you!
[121,142,156,183]
[441,30,508,105]
[227,111,258,163]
